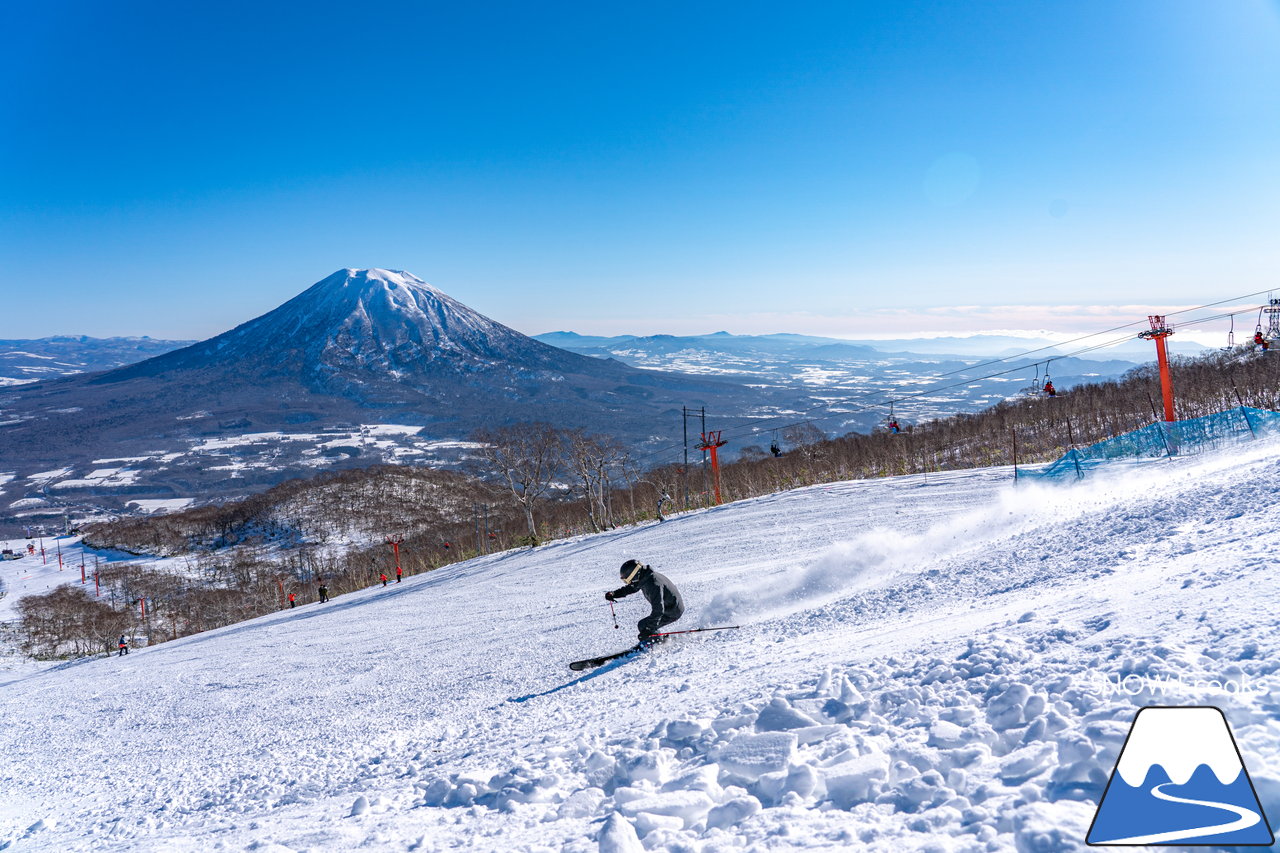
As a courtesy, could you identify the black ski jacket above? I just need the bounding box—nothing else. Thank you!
[610,566,684,619]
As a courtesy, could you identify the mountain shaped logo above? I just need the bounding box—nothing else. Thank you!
[1087,706,1274,846]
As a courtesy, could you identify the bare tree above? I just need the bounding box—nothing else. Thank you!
[784,422,828,468]
[562,429,625,532]
[471,422,563,545]
[16,586,128,658]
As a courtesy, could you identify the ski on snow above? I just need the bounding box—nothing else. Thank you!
[568,625,742,671]
[569,643,646,671]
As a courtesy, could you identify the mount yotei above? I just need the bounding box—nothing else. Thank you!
[0,269,779,526]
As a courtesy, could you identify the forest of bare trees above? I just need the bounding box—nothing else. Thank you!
[18,344,1273,659]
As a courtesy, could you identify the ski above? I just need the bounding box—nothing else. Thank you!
[569,644,644,671]
[568,626,741,671]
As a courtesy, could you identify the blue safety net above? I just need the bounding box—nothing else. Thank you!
[1025,407,1280,481]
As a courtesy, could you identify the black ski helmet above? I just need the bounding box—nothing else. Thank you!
[619,559,644,583]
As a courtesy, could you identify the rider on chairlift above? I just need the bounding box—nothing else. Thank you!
[884,401,902,434]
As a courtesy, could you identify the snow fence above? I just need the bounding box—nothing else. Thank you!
[1024,406,1280,482]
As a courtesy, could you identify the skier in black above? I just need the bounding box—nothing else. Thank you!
[318,583,329,603]
[117,635,129,656]
[605,559,684,644]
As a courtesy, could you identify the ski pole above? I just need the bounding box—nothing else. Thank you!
[650,625,740,638]
[608,599,619,629]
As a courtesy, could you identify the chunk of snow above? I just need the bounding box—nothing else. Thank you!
[713,732,797,780]
[597,813,644,853]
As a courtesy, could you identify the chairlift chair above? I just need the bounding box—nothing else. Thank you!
[1017,363,1043,398]
[1042,366,1057,398]
[886,402,902,434]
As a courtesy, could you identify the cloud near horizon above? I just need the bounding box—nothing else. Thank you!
[557,303,1245,343]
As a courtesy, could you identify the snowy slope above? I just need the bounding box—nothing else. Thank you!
[2,443,1280,852]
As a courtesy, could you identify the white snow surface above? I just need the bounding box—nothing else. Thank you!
[3,443,1280,851]
[126,498,197,514]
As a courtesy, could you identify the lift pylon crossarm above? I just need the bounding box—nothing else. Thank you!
[1265,297,1280,341]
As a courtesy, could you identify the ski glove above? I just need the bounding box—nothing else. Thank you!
[605,591,616,601]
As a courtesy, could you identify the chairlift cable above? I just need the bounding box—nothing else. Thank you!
[624,297,1275,466]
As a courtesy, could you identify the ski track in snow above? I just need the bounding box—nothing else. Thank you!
[2,444,1280,851]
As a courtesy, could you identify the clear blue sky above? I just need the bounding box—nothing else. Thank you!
[2,1,1278,340]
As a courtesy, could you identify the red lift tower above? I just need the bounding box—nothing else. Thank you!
[696,431,728,505]
[387,536,403,578]
[1139,315,1176,422]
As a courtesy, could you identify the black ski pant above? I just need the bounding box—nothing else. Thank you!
[638,608,682,640]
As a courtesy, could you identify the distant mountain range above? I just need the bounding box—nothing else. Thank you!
[533,329,1147,427]
[0,336,193,386]
[535,330,1209,362]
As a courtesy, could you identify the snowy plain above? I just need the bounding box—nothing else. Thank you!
[1,440,1279,852]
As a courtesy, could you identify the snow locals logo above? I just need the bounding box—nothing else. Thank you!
[1087,706,1274,846]
[1088,671,1269,699]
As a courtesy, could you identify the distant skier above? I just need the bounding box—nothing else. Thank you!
[318,583,329,603]
[395,566,403,583]
[605,559,684,643]
[288,592,296,608]
[1043,381,1056,397]
[379,572,389,587]
[656,492,670,522]
[26,543,35,556]
[117,635,129,657]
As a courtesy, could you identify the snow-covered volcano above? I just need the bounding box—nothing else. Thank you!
[0,269,769,487]
[115,268,595,382]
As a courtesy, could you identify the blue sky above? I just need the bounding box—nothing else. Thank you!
[2,1,1278,340]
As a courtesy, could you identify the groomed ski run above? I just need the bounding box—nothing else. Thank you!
[2,441,1280,851]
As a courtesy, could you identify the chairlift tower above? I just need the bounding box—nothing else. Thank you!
[696,431,728,505]
[386,536,403,578]
[1265,298,1280,341]
[1138,315,1176,422]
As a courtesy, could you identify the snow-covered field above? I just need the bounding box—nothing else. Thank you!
[2,442,1279,852]
[0,423,480,526]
